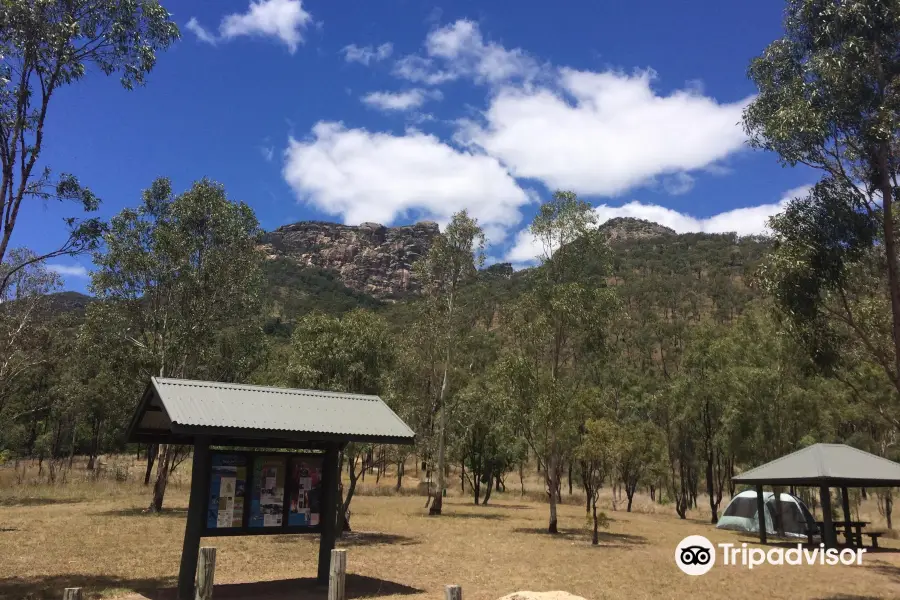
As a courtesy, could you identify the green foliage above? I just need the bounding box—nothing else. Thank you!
[262,258,383,336]
[89,177,265,383]
[287,309,393,395]
[0,0,178,294]
[745,0,900,407]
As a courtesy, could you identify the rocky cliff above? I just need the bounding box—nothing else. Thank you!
[599,217,676,242]
[260,221,440,299]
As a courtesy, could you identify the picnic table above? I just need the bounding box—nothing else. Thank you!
[815,520,870,547]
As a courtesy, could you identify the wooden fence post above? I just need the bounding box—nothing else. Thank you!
[445,585,462,600]
[62,589,83,600]
[195,547,216,600]
[328,548,347,600]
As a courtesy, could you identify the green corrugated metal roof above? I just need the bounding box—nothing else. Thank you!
[732,443,900,486]
[129,377,415,445]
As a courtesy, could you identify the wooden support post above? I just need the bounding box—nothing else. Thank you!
[328,549,347,600]
[178,438,211,600]
[318,443,340,584]
[841,487,853,546]
[63,589,83,600]
[755,485,767,544]
[445,585,462,600]
[820,485,835,549]
[195,547,216,600]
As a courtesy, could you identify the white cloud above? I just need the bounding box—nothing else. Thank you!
[460,68,751,197]
[662,172,695,196]
[187,0,312,53]
[186,18,217,45]
[504,186,812,265]
[394,19,539,85]
[361,89,442,112]
[283,122,530,241]
[47,264,89,278]
[261,145,275,162]
[342,43,393,65]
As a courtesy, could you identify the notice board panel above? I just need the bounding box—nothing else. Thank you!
[203,450,324,537]
[288,455,323,527]
[206,453,247,530]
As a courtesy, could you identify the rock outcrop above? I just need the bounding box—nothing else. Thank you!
[260,220,440,299]
[599,217,676,242]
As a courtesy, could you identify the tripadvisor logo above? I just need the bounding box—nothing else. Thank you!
[675,535,716,576]
[675,535,866,575]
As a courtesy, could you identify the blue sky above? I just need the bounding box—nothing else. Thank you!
[24,0,813,291]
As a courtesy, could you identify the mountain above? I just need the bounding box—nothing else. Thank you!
[599,217,677,242]
[46,218,772,332]
[45,291,94,314]
[260,220,440,300]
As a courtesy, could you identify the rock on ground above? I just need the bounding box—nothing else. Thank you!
[498,592,587,600]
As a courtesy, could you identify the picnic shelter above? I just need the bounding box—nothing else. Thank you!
[732,443,900,548]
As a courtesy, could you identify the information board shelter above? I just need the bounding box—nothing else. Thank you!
[127,377,415,600]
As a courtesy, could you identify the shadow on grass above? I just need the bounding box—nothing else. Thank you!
[814,596,883,600]
[485,503,531,510]
[268,531,420,547]
[429,511,508,521]
[93,507,188,519]
[0,574,422,600]
[0,497,85,507]
[337,531,421,547]
[867,562,900,584]
[511,526,647,546]
[0,574,176,600]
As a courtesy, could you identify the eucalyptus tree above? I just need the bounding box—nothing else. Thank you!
[670,324,736,523]
[0,249,60,423]
[576,418,616,545]
[90,177,264,512]
[0,1,179,293]
[414,210,485,516]
[497,191,616,533]
[746,0,900,407]
[288,309,394,531]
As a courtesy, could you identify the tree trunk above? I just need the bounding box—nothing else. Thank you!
[143,443,157,486]
[473,470,481,505]
[68,424,77,469]
[148,444,172,513]
[886,492,894,529]
[482,474,493,506]
[337,451,359,533]
[706,448,718,524]
[567,462,573,495]
[396,458,403,491]
[547,449,559,533]
[591,499,599,545]
[86,419,102,471]
[429,353,451,516]
[876,144,900,395]
[519,461,525,496]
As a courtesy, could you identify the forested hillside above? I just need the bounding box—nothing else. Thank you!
[0,196,895,529]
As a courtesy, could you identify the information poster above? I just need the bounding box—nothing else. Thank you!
[206,454,247,529]
[288,456,323,527]
[250,455,286,528]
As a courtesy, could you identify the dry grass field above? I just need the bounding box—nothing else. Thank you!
[2,457,900,600]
